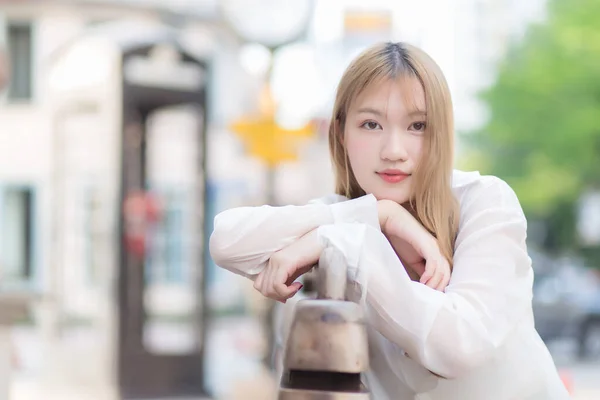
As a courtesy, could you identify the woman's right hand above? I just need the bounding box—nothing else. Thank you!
[253,228,324,303]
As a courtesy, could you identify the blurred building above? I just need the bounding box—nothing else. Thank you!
[453,0,547,135]
[0,0,262,394]
[305,0,548,150]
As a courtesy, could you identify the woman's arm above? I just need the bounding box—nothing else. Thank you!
[317,177,533,379]
[378,201,451,290]
[209,194,379,279]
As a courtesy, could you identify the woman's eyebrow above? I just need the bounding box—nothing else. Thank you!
[357,107,427,117]
[356,107,385,116]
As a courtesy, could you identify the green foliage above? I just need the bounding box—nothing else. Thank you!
[467,0,600,258]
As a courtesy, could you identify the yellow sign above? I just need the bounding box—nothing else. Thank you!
[344,11,392,34]
[230,83,314,167]
[230,116,314,166]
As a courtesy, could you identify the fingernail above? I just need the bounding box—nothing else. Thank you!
[299,284,304,291]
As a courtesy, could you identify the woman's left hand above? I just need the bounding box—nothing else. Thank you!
[378,200,451,291]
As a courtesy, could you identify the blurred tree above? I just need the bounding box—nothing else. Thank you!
[466,0,600,264]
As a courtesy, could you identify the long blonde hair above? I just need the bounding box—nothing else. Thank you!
[328,42,459,265]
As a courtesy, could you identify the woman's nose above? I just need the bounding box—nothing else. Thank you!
[380,131,409,162]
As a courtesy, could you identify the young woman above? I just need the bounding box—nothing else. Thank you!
[210,42,569,399]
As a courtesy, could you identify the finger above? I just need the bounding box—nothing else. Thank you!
[290,281,303,294]
[285,282,304,302]
[425,268,443,290]
[439,271,451,291]
[267,260,289,297]
[420,263,434,284]
[274,281,302,301]
[274,264,292,289]
[288,263,314,284]
[437,273,450,292]
[271,268,292,301]
[421,257,439,284]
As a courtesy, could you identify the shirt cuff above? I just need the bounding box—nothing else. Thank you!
[329,194,380,230]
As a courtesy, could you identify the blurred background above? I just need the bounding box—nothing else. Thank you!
[0,0,599,399]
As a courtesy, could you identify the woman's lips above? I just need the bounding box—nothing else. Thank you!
[377,172,409,183]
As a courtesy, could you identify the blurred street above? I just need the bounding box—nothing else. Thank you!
[9,316,276,400]
[549,340,600,399]
[9,316,600,399]
[568,364,600,400]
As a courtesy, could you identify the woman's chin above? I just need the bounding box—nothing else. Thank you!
[370,190,410,204]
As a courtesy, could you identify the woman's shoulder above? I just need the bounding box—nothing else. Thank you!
[452,170,524,215]
[452,169,504,191]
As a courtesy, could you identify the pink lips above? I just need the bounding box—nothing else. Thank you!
[377,169,409,183]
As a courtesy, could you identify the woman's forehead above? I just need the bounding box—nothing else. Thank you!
[350,76,426,115]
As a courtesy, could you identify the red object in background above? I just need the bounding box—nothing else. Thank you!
[0,47,9,92]
[123,190,161,257]
[558,369,574,396]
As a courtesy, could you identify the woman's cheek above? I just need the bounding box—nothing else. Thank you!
[346,130,376,156]
[409,136,425,163]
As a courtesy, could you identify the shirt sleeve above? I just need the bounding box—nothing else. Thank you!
[317,177,534,379]
[209,194,380,279]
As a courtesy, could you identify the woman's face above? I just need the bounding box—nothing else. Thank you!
[344,77,427,204]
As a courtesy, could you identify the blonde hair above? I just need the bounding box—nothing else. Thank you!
[328,42,459,266]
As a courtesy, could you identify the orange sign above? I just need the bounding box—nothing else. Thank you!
[230,83,314,166]
[344,10,392,35]
[231,116,313,166]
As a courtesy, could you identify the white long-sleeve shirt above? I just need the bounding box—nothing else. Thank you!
[209,170,570,400]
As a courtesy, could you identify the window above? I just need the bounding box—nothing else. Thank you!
[7,21,33,101]
[0,187,34,282]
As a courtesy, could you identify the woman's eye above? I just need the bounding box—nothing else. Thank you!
[410,121,426,132]
[361,121,382,130]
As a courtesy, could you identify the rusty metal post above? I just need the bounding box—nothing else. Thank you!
[277,247,370,399]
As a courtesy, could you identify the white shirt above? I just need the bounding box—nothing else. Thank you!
[209,170,570,400]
